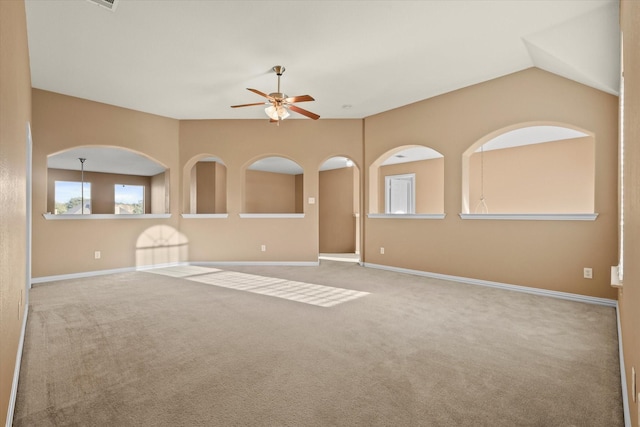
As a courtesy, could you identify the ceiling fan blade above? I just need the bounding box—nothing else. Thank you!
[284,95,315,103]
[289,104,320,120]
[230,102,267,108]
[247,88,272,99]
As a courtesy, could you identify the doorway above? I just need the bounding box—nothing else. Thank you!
[318,157,360,263]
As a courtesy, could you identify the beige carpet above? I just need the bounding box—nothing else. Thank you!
[14,261,623,426]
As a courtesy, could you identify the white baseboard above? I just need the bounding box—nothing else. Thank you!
[363,263,617,307]
[30,261,320,284]
[30,262,188,284]
[192,261,319,267]
[6,303,28,427]
[617,301,632,427]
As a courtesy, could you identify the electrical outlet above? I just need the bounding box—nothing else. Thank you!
[94,251,101,259]
[261,245,266,252]
[380,247,385,255]
[583,267,592,279]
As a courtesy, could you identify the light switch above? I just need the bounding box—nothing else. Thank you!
[308,197,316,204]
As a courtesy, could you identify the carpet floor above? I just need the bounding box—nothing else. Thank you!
[14,261,623,426]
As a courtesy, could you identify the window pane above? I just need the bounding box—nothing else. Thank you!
[54,181,91,214]
[115,184,144,214]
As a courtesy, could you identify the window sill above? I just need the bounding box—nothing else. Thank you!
[458,213,598,221]
[43,213,171,220]
[239,213,305,219]
[181,214,229,219]
[367,214,446,219]
[611,266,623,288]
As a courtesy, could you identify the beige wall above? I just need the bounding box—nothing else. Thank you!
[47,169,152,214]
[193,161,227,214]
[319,167,356,253]
[364,68,618,300]
[31,89,181,277]
[0,1,30,424]
[468,137,594,213]
[620,1,640,424]
[295,174,303,214]
[245,169,298,213]
[196,162,216,213]
[178,119,363,262]
[150,172,167,214]
[215,163,227,213]
[378,158,445,213]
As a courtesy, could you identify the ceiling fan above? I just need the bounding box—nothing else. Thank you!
[231,65,320,123]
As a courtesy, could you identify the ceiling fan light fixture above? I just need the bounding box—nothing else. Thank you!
[232,65,319,122]
[265,105,290,121]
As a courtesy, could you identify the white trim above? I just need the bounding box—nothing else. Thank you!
[611,265,623,288]
[368,213,446,220]
[192,261,319,267]
[239,213,305,219]
[6,303,28,427]
[43,213,171,220]
[459,213,599,221]
[617,301,632,427]
[31,262,188,284]
[30,261,321,283]
[26,122,32,290]
[363,262,616,307]
[181,213,229,219]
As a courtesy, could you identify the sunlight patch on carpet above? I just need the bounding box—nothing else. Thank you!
[144,265,223,278]
[146,266,369,307]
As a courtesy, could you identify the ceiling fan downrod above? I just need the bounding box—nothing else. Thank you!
[273,65,285,98]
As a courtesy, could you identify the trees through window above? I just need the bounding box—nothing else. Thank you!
[114,184,144,214]
[54,181,91,214]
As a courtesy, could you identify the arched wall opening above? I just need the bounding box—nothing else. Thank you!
[242,155,304,214]
[369,145,444,214]
[46,146,169,215]
[461,123,594,214]
[183,154,227,214]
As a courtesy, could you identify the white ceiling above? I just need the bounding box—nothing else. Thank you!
[25,0,620,122]
[478,126,589,152]
[47,147,166,176]
[33,0,619,174]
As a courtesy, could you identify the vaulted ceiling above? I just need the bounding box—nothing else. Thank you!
[25,0,620,121]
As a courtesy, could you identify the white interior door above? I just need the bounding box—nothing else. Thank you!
[385,174,415,214]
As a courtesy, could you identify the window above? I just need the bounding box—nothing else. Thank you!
[54,181,91,214]
[115,184,144,214]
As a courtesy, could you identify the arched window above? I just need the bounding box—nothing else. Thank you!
[47,146,168,215]
[244,156,303,214]
[462,125,594,215]
[369,146,444,215]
